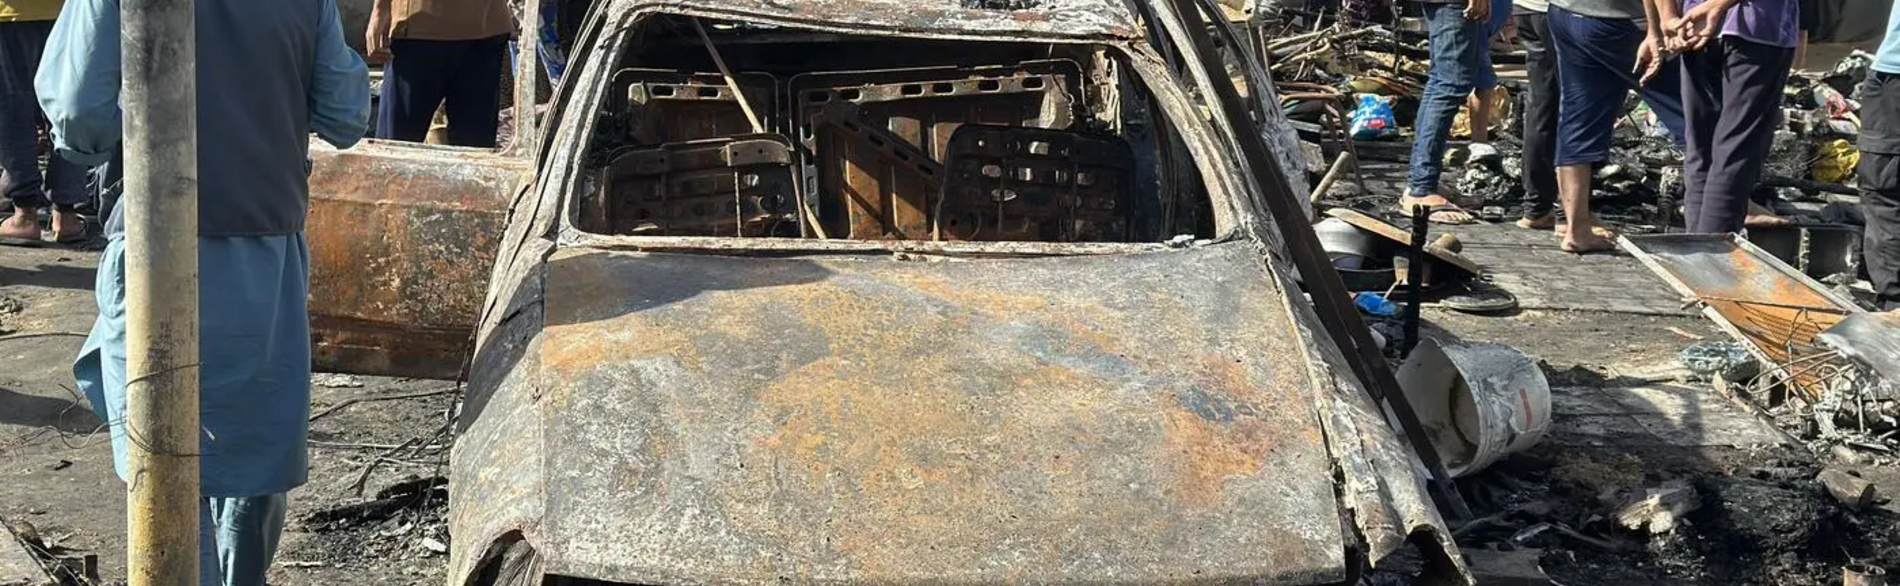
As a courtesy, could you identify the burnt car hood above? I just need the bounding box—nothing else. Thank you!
[515,240,1385,585]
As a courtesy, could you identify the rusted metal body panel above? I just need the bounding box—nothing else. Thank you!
[1624,234,1865,399]
[535,243,1344,584]
[606,0,1143,40]
[305,140,530,379]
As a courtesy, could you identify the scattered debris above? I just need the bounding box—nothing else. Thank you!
[420,537,448,555]
[1463,547,1551,586]
[308,387,456,422]
[1679,341,1760,383]
[46,461,68,472]
[312,373,366,388]
[1603,481,1700,535]
[1818,469,1879,511]
[278,560,327,569]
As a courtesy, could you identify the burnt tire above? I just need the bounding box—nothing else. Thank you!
[471,536,542,586]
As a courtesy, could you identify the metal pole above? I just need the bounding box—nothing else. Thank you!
[121,0,199,584]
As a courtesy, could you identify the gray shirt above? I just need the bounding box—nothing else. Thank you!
[37,0,371,237]
[1551,0,1645,18]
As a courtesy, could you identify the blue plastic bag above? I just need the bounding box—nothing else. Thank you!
[1350,94,1398,140]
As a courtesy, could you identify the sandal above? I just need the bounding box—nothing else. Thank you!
[1438,281,1519,314]
[51,222,91,245]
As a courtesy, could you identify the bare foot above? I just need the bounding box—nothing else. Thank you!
[0,209,41,241]
[1744,201,1794,228]
[1516,213,1555,230]
[1554,222,1616,239]
[1398,194,1477,224]
[1560,229,1618,254]
[49,210,86,243]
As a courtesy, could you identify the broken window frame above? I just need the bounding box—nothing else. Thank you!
[538,8,1263,257]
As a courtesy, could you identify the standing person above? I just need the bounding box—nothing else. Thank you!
[1513,0,1562,229]
[36,0,370,583]
[1652,0,1798,235]
[1402,0,1514,224]
[1856,2,1900,310]
[366,0,512,148]
[1544,0,1687,252]
[0,0,85,245]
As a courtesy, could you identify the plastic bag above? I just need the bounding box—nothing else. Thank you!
[1350,93,1398,140]
[1813,138,1861,184]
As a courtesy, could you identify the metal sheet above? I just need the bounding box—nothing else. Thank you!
[305,140,530,379]
[530,242,1347,584]
[1818,311,1900,387]
[790,61,1081,239]
[1623,234,1865,399]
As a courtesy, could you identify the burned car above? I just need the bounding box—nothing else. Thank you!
[304,0,1469,584]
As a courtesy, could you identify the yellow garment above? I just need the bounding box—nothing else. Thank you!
[1813,139,1860,184]
[0,0,61,22]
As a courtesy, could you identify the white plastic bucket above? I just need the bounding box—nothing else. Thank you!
[1394,339,1552,477]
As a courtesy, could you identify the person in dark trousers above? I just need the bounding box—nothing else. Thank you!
[1401,0,1513,224]
[1857,3,1900,310]
[1651,0,1798,235]
[38,0,370,581]
[366,0,512,148]
[1545,0,1687,252]
[1513,0,1561,229]
[0,0,85,245]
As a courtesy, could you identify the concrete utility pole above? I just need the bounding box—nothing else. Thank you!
[121,0,199,584]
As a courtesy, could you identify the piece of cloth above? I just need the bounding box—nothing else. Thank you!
[1876,2,1900,75]
[75,234,315,497]
[199,494,288,586]
[1406,0,1512,195]
[1679,36,1793,234]
[0,0,58,22]
[390,0,512,41]
[36,0,371,237]
[1548,0,1642,18]
[0,20,83,210]
[377,35,506,148]
[1681,0,1800,48]
[1517,11,1560,216]
[1860,72,1900,310]
[1548,6,1688,167]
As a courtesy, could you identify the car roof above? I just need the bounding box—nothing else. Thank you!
[608,0,1144,41]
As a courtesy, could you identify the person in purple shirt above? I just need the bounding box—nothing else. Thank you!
[1649,0,1799,235]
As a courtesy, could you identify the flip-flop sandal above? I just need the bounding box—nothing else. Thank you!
[51,223,91,245]
[0,233,44,248]
[1438,283,1519,314]
[1398,203,1480,225]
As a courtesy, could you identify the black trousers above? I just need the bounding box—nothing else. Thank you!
[1515,11,1559,217]
[1860,72,1900,311]
[1680,37,1794,234]
[376,35,507,148]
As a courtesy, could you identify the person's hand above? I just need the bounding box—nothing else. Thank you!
[1673,0,1736,52]
[365,2,393,61]
[1498,17,1518,44]
[1464,0,1490,22]
[1635,34,1667,84]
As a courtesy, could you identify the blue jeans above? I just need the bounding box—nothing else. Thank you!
[199,494,288,586]
[1406,0,1512,196]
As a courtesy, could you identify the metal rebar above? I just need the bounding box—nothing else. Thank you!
[122,0,200,583]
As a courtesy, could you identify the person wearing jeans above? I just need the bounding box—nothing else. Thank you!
[1513,0,1561,228]
[0,2,85,245]
[1855,3,1900,310]
[1403,0,1513,224]
[1545,0,1687,252]
[1653,0,1797,235]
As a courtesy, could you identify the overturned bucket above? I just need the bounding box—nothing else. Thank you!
[1395,339,1552,477]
